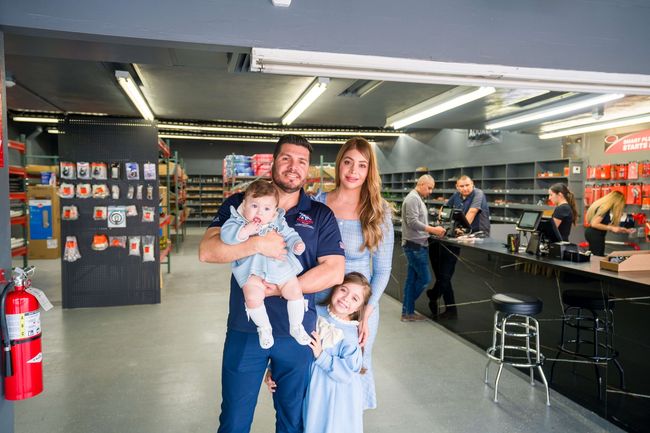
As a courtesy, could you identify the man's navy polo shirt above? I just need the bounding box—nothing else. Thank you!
[446,188,491,235]
[210,189,344,336]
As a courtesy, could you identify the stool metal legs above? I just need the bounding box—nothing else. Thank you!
[550,306,624,400]
[485,311,550,406]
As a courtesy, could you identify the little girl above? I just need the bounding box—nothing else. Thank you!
[266,272,370,433]
[220,179,311,349]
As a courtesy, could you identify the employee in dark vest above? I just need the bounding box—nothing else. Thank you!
[401,174,446,322]
[427,175,490,320]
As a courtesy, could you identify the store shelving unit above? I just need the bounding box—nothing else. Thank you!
[9,140,28,266]
[158,139,172,273]
[160,147,187,252]
[186,174,223,226]
[381,159,570,230]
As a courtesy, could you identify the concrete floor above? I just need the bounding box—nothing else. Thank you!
[12,228,623,433]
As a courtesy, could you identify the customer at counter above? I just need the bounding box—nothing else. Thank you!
[401,174,446,322]
[428,176,490,320]
[548,183,578,242]
[585,191,635,256]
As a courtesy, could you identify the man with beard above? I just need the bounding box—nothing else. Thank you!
[199,134,345,433]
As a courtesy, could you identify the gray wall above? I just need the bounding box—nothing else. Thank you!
[375,130,562,173]
[2,1,650,75]
[0,30,15,433]
[169,139,341,175]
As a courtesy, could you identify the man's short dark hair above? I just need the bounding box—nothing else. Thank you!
[273,134,313,160]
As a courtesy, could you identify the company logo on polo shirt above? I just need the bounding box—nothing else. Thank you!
[296,212,314,229]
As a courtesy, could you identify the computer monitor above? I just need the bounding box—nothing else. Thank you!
[536,216,563,243]
[438,206,453,223]
[451,209,472,230]
[516,210,542,232]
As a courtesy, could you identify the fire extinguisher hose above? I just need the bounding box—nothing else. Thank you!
[1,281,14,377]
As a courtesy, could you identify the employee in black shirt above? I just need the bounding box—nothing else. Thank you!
[548,183,578,241]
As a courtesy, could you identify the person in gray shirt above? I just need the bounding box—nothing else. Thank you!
[401,174,446,322]
[428,175,490,320]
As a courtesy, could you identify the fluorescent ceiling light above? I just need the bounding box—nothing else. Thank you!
[12,116,61,123]
[282,77,329,125]
[485,93,624,130]
[46,128,63,134]
[157,123,402,137]
[539,114,650,139]
[539,105,650,133]
[158,133,355,145]
[115,70,155,121]
[386,86,495,129]
[251,48,650,95]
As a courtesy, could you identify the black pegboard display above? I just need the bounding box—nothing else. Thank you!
[59,118,160,308]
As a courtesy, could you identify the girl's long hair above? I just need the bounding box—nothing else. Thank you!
[334,137,390,252]
[550,183,578,226]
[586,191,626,227]
[319,272,372,322]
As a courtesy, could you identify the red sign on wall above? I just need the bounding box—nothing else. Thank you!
[604,129,650,154]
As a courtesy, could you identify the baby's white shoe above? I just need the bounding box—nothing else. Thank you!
[290,325,311,346]
[258,326,274,349]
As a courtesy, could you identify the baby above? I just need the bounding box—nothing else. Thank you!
[220,179,311,349]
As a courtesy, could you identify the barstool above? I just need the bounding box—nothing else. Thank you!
[485,293,550,405]
[550,289,625,400]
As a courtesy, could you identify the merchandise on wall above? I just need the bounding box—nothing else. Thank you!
[58,119,160,308]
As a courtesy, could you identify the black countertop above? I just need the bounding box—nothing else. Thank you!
[435,237,650,287]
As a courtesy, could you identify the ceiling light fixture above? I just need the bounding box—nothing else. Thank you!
[251,48,650,95]
[115,70,155,121]
[12,116,61,124]
[386,86,496,129]
[157,122,402,137]
[281,77,329,125]
[539,105,650,133]
[485,93,625,130]
[538,114,650,140]
[158,133,362,145]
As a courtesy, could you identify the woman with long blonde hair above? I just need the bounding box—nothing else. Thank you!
[313,137,393,410]
[585,191,634,256]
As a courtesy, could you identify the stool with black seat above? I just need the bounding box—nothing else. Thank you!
[485,293,550,405]
[550,289,624,400]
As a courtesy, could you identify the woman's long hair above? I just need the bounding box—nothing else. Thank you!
[334,137,389,252]
[550,183,578,226]
[586,191,626,227]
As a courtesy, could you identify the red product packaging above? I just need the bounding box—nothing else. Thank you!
[593,184,603,201]
[586,165,596,180]
[628,161,639,180]
[626,184,642,205]
[642,161,650,178]
[618,163,628,180]
[584,185,594,206]
[642,184,650,198]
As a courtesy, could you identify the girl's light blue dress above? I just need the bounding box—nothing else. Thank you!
[304,305,363,433]
[220,205,303,286]
[313,191,394,410]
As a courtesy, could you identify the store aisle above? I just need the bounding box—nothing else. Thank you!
[13,228,621,433]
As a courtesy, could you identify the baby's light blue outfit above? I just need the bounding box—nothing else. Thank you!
[303,305,363,433]
[313,191,394,410]
[220,205,303,287]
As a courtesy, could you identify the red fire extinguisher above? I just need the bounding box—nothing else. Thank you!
[1,266,50,400]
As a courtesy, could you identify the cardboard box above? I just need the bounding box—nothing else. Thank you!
[26,164,59,175]
[159,162,176,177]
[27,185,61,259]
[600,250,650,272]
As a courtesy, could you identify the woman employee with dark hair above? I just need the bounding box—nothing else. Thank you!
[585,190,635,256]
[548,183,578,241]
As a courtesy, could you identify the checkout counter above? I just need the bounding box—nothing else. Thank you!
[386,213,650,432]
